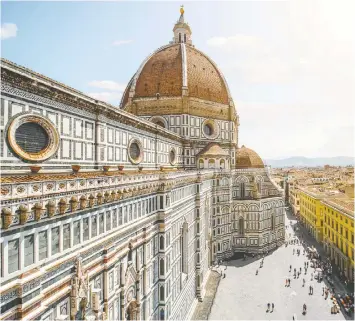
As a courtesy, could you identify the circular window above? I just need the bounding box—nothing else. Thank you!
[203,123,213,136]
[155,121,165,128]
[128,139,143,164]
[129,143,140,160]
[6,113,59,162]
[202,119,219,139]
[15,123,49,154]
[169,148,176,165]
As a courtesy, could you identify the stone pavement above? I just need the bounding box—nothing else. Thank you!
[209,213,350,320]
[192,270,221,320]
[290,211,354,295]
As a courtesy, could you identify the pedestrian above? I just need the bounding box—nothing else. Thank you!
[288,278,291,286]
[285,279,288,287]
[309,285,312,295]
[303,278,305,287]
[256,269,258,275]
[300,267,302,273]
[322,287,324,295]
[272,303,274,311]
[267,303,270,311]
[289,265,292,272]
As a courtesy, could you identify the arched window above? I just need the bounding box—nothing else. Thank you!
[160,236,164,250]
[128,244,133,262]
[257,182,261,194]
[184,34,187,43]
[199,159,204,169]
[160,285,165,301]
[160,258,165,275]
[239,217,244,235]
[180,222,188,274]
[208,159,215,169]
[179,33,182,43]
[220,159,225,169]
[240,182,245,198]
[160,309,165,321]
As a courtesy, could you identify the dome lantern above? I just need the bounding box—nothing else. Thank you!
[172,6,192,45]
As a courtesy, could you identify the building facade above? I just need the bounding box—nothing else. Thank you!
[322,198,354,282]
[298,188,324,243]
[0,8,284,321]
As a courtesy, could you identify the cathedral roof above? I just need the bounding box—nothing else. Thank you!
[120,44,231,107]
[236,145,265,169]
[120,8,233,109]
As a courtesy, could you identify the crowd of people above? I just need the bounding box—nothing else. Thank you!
[287,221,354,317]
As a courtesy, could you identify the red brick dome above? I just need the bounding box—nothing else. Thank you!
[236,145,265,169]
[120,43,232,108]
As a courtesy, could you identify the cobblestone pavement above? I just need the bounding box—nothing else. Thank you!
[209,213,349,320]
[192,270,221,320]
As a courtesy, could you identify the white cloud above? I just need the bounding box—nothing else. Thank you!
[87,80,126,104]
[0,23,17,40]
[87,92,122,103]
[88,80,126,91]
[112,39,133,46]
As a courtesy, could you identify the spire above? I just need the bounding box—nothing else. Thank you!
[172,5,192,45]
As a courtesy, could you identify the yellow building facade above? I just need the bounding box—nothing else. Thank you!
[299,188,324,243]
[322,198,354,281]
[299,187,354,281]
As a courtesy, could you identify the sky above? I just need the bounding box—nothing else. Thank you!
[1,0,354,159]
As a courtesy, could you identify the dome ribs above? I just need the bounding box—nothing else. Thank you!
[134,44,182,99]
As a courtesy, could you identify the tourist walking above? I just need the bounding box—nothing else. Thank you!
[267,303,270,311]
[303,278,305,287]
[271,303,274,312]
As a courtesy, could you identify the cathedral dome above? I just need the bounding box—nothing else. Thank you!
[236,145,265,169]
[120,7,235,120]
[120,43,231,107]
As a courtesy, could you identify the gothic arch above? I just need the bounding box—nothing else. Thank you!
[235,175,249,184]
[221,206,230,214]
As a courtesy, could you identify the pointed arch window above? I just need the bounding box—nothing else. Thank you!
[179,33,182,43]
[239,217,244,235]
[180,222,188,274]
[240,182,245,198]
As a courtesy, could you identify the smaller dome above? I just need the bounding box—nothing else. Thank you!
[236,145,264,169]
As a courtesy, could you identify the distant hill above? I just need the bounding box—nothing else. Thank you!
[263,156,354,168]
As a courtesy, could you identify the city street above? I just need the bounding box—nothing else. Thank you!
[209,211,350,320]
